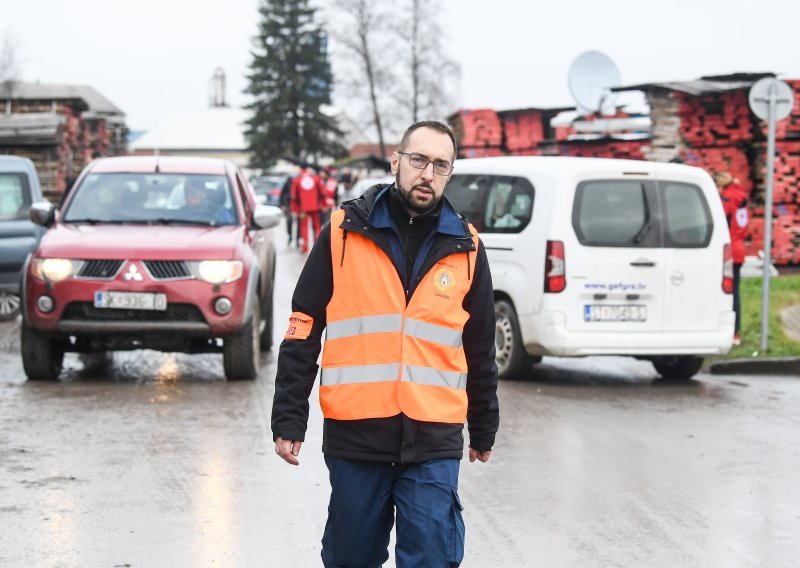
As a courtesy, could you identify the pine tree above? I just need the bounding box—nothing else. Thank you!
[245,0,345,169]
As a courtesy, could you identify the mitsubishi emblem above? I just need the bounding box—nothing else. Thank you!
[124,263,144,282]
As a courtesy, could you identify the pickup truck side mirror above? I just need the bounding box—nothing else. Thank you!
[30,202,57,227]
[252,205,282,230]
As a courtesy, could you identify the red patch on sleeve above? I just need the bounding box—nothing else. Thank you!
[284,312,314,340]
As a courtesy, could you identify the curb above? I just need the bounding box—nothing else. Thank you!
[709,357,800,376]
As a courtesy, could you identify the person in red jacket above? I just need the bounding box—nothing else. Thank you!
[291,167,326,253]
[715,171,749,345]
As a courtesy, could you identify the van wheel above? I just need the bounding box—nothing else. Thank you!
[495,300,531,379]
[652,356,704,380]
[223,295,261,381]
[21,322,64,381]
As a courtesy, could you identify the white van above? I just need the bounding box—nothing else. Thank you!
[446,157,735,379]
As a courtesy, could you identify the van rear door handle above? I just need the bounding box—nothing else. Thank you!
[630,260,656,267]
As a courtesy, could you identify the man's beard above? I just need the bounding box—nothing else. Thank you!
[395,170,442,216]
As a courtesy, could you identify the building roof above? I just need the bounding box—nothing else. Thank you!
[0,81,125,116]
[614,72,776,96]
[129,107,250,152]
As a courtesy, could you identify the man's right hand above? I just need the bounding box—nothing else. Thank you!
[275,437,302,466]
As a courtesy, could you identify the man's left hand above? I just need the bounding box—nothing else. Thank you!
[469,448,492,463]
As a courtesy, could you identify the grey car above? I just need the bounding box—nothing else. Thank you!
[0,156,45,320]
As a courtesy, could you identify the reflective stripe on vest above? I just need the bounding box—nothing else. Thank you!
[320,208,478,423]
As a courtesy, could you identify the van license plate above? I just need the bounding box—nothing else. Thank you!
[94,291,167,311]
[584,304,646,322]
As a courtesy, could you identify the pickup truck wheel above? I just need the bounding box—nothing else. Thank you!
[652,355,704,380]
[0,292,21,321]
[21,322,64,381]
[223,295,261,381]
[495,300,530,379]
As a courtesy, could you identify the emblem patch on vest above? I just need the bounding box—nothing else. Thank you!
[434,268,455,292]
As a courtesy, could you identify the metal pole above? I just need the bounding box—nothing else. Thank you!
[760,84,778,352]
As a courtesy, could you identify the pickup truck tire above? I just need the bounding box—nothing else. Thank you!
[652,355,704,380]
[21,322,64,381]
[495,300,531,379]
[224,295,261,381]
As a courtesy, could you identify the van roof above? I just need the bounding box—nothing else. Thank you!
[452,156,706,177]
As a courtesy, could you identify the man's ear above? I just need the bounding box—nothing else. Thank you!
[390,152,399,175]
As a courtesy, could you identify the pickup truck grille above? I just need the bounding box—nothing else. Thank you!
[143,260,192,280]
[76,260,124,280]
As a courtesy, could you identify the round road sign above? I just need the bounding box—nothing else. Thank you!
[749,78,795,121]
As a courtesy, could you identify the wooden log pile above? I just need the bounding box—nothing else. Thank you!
[0,99,126,199]
[558,140,646,161]
[682,146,753,194]
[500,110,545,152]
[450,109,503,152]
[675,91,753,146]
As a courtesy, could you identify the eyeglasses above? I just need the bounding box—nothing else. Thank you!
[397,151,453,176]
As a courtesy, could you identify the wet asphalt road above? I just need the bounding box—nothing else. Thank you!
[1,234,800,567]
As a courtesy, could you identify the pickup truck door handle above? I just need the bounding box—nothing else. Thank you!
[630,259,656,267]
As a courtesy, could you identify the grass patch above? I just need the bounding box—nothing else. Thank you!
[720,273,800,359]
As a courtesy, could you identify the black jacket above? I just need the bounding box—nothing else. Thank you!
[271,184,499,463]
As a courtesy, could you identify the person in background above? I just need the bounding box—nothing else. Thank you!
[272,120,499,567]
[290,166,325,253]
[320,167,338,225]
[183,178,234,225]
[279,174,296,247]
[715,171,749,346]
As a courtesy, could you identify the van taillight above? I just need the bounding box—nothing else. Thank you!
[722,244,733,294]
[545,240,566,293]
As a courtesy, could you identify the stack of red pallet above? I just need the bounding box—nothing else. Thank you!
[501,110,545,152]
[681,146,752,194]
[754,80,800,140]
[751,141,800,204]
[559,140,646,161]
[675,91,753,147]
[450,109,503,157]
[461,147,504,159]
[745,205,800,264]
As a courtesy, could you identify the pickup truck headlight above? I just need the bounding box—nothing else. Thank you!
[188,260,244,285]
[31,258,82,283]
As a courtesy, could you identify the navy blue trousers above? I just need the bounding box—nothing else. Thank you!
[321,457,465,568]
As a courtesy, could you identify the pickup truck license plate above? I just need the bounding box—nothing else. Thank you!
[94,291,167,311]
[584,304,646,322]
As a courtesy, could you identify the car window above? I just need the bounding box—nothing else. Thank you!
[573,180,654,247]
[483,176,534,233]
[446,174,493,231]
[0,172,33,221]
[64,173,237,226]
[660,182,712,248]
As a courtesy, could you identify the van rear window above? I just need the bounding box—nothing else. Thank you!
[660,182,712,247]
[573,181,653,247]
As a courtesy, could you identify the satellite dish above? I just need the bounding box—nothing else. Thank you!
[568,51,621,117]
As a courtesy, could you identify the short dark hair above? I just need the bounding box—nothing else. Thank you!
[398,120,457,161]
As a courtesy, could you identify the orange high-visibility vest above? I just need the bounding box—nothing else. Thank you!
[320,208,479,424]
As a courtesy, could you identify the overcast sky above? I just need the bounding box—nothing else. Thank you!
[5,0,799,132]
